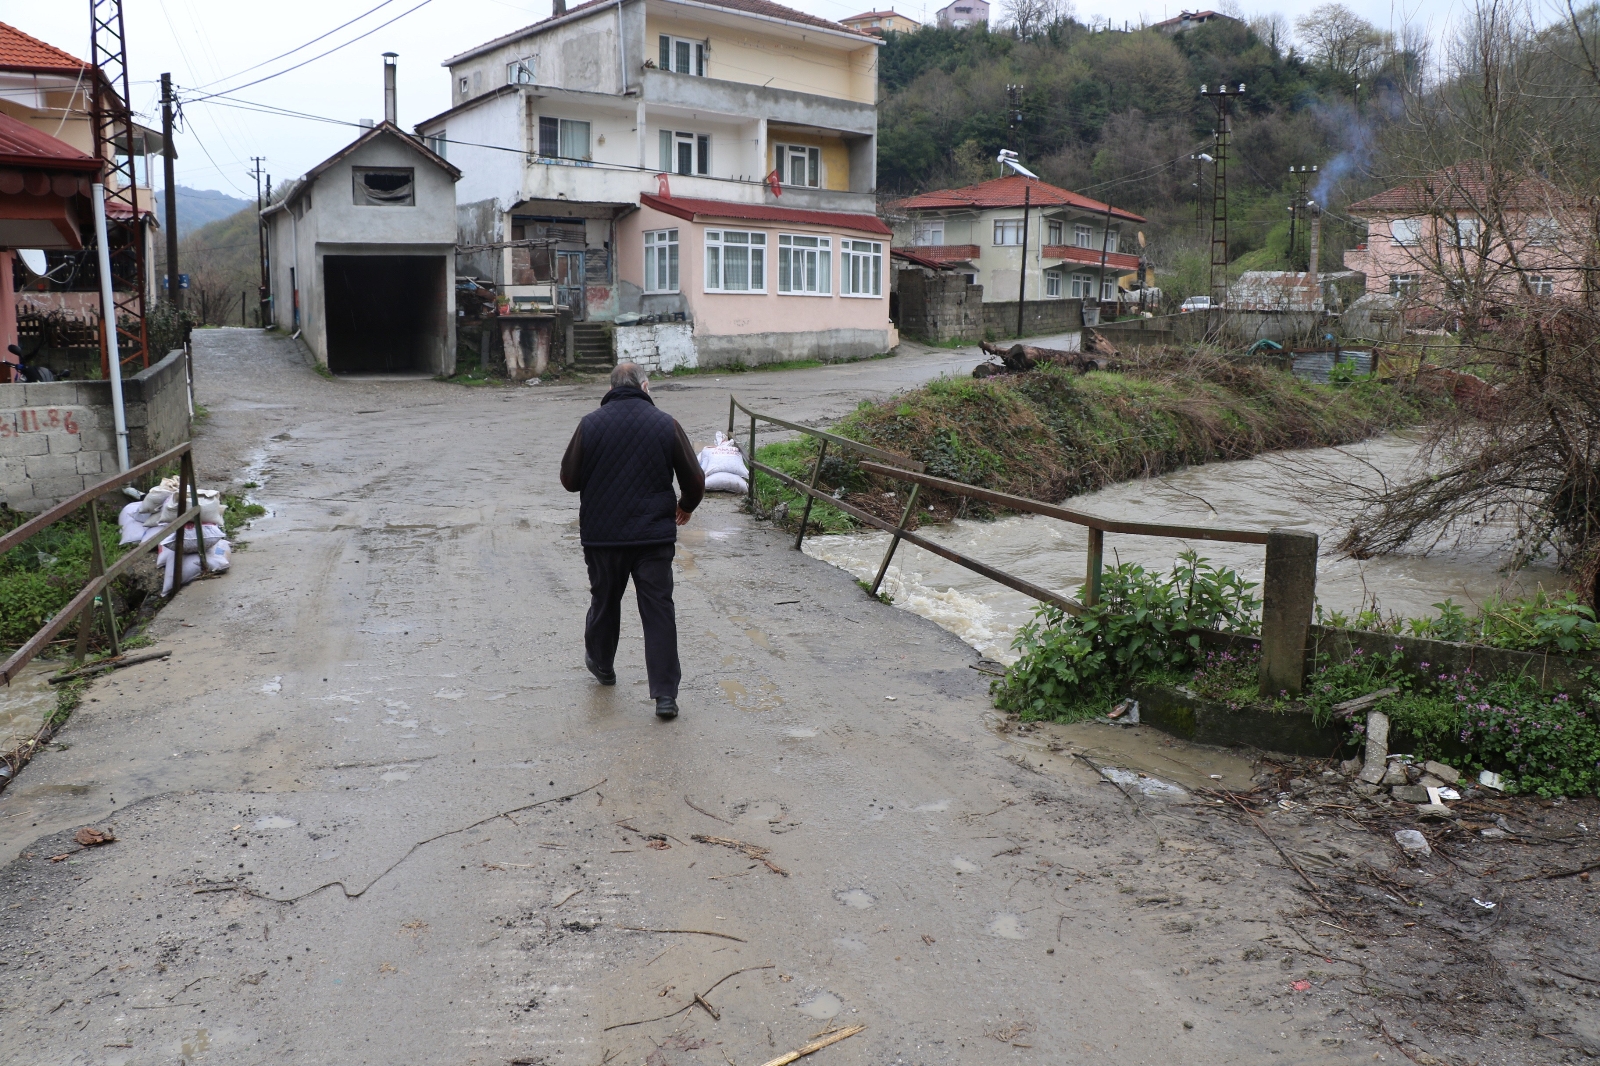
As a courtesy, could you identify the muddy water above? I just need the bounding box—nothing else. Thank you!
[804,432,1559,663]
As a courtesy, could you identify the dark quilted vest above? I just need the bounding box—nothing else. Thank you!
[577,387,681,547]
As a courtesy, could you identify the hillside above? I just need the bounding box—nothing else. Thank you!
[154,186,253,240]
[153,205,263,326]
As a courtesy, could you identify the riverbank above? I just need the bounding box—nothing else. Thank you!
[752,350,1437,533]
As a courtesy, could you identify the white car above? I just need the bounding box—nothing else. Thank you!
[1179,296,1215,313]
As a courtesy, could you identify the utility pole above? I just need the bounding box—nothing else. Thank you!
[1287,165,1317,271]
[1200,82,1244,314]
[253,157,269,328]
[90,0,150,371]
[1016,183,1030,337]
[160,73,180,311]
[1006,84,1025,166]
[1097,198,1115,323]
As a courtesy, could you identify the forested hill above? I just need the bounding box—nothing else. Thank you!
[873,10,1422,280]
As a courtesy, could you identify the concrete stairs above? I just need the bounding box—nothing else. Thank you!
[570,323,614,373]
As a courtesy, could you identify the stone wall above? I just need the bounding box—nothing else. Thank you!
[616,322,696,373]
[981,298,1084,340]
[1,349,191,511]
[895,271,983,343]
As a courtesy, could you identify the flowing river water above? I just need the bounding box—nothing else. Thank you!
[802,432,1560,664]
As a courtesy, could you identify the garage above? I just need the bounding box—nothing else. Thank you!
[323,255,447,374]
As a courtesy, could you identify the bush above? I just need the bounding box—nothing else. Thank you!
[0,507,130,650]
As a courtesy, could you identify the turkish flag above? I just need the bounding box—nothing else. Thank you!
[766,169,782,197]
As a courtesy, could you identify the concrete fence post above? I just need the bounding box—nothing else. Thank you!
[1258,528,1318,698]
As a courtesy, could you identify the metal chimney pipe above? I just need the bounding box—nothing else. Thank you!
[1307,201,1322,307]
[383,53,398,125]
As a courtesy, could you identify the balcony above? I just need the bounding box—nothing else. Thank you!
[640,69,875,137]
[1042,246,1140,272]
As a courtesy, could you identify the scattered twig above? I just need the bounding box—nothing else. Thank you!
[48,650,171,685]
[603,964,774,1031]
[756,1024,865,1066]
[693,993,721,1020]
[1222,792,1329,909]
[692,834,788,876]
[553,887,582,908]
[618,926,747,942]
[686,795,733,824]
[1512,857,1600,882]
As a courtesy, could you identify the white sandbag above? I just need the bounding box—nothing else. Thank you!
[698,431,749,479]
[159,488,225,527]
[160,523,226,555]
[118,501,147,545]
[704,471,749,494]
[138,476,178,514]
[159,540,231,596]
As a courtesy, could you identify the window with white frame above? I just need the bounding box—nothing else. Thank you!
[841,239,882,297]
[777,234,831,295]
[705,230,765,292]
[659,35,707,76]
[1047,219,1063,245]
[1390,273,1421,296]
[458,76,469,96]
[912,220,944,246]
[1044,268,1062,298]
[1527,217,1560,245]
[1105,230,1118,253]
[538,117,590,160]
[1528,274,1555,296]
[1101,277,1117,301]
[1073,223,1093,248]
[1069,273,1094,299]
[1455,217,1481,247]
[775,144,819,188]
[993,218,1024,246]
[644,229,679,293]
[660,130,709,176]
[1390,218,1421,245]
[425,131,447,159]
[507,56,536,84]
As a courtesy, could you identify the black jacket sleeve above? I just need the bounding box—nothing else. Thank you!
[672,421,706,513]
[559,424,584,492]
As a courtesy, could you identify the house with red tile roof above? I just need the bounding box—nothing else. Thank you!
[890,175,1146,320]
[1343,163,1590,305]
[416,0,891,369]
[840,9,921,34]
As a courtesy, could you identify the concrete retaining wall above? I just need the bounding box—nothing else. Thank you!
[616,322,696,373]
[982,298,1083,340]
[1,349,190,511]
[895,272,983,343]
[693,328,889,368]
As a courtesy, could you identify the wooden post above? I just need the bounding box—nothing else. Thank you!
[728,395,736,438]
[747,412,757,514]
[794,439,828,550]
[188,452,211,574]
[87,499,119,656]
[1085,526,1104,607]
[869,484,921,598]
[1258,528,1318,697]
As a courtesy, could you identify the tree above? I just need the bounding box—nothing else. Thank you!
[1296,3,1392,85]
[1002,0,1072,39]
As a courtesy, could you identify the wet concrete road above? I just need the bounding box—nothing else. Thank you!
[2,331,1400,1064]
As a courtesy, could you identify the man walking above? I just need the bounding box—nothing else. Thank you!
[560,363,705,719]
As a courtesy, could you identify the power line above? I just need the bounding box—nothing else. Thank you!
[190,0,404,90]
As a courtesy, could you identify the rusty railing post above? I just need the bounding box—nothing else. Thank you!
[71,506,97,667]
[188,450,211,574]
[727,395,736,438]
[747,411,757,514]
[869,483,920,598]
[1258,528,1318,698]
[1085,526,1104,607]
[794,440,828,550]
[87,498,119,656]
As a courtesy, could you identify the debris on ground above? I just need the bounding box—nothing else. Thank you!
[73,826,114,847]
[971,340,1119,379]
[1394,829,1432,856]
[690,834,788,875]
[1105,698,1139,724]
[1357,709,1389,784]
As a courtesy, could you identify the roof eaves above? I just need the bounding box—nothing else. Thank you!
[442,0,620,66]
[662,0,881,44]
[413,83,520,132]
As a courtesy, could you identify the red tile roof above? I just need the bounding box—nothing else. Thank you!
[447,0,871,64]
[1043,246,1141,271]
[0,111,101,172]
[890,243,978,264]
[1348,163,1576,216]
[641,193,891,234]
[842,10,904,20]
[891,176,1147,223]
[0,21,91,75]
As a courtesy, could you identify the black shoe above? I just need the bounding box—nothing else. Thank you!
[655,697,679,720]
[585,655,616,686]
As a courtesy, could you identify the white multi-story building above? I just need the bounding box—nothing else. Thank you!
[418,0,894,368]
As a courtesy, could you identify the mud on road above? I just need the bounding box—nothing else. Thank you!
[0,329,1595,1065]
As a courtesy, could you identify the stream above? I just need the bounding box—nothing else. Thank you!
[802,432,1559,664]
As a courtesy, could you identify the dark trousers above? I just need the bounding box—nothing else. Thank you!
[583,543,680,700]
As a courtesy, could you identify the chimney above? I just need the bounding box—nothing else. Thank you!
[383,53,398,126]
[553,0,567,14]
[1306,200,1322,310]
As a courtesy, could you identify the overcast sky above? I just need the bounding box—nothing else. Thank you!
[19,0,1475,201]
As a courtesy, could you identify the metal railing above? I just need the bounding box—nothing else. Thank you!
[1,442,213,686]
[729,395,1318,696]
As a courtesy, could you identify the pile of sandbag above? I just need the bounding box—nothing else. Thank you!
[697,432,750,493]
[116,477,232,593]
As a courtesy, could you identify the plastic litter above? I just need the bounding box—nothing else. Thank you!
[1478,770,1505,791]
[1394,829,1432,856]
[697,432,750,494]
[1106,698,1139,724]
[1473,898,1497,910]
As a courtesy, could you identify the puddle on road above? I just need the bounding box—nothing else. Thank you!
[951,856,981,873]
[253,815,298,830]
[782,726,818,739]
[0,662,56,751]
[834,888,876,909]
[988,913,1027,939]
[718,677,783,712]
[989,713,1256,795]
[798,992,843,1019]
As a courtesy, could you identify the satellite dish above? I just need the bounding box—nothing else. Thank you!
[17,250,46,276]
[1137,231,1147,249]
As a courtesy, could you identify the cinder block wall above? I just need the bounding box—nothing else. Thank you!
[1,349,191,511]
[896,272,983,343]
[982,298,1084,340]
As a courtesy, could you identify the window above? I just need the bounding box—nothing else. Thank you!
[1390,273,1421,296]
[1073,223,1093,248]
[1528,217,1560,245]
[912,220,944,246]
[425,131,447,159]
[1047,219,1063,245]
[644,229,679,293]
[705,230,765,292]
[659,35,707,76]
[775,144,819,188]
[1528,274,1555,296]
[777,234,831,295]
[1454,217,1481,247]
[1070,273,1094,299]
[1390,218,1420,245]
[538,117,591,160]
[1044,268,1062,298]
[352,167,413,206]
[993,218,1024,246]
[1101,277,1117,302]
[660,130,709,176]
[458,76,469,96]
[507,56,536,85]
[840,239,882,297]
[1105,230,1118,254]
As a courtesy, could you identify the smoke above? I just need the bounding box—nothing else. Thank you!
[1312,100,1374,205]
